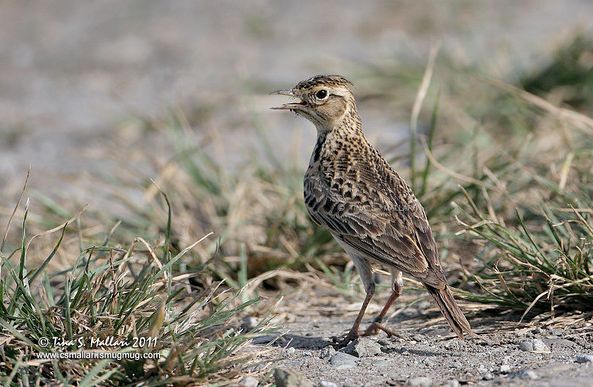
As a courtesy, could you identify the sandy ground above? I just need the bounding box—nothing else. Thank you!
[244,285,593,386]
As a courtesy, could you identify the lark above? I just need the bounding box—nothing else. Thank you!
[272,75,473,345]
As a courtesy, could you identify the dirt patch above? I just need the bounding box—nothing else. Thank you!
[242,285,593,386]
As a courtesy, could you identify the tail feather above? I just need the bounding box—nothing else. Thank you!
[426,285,473,339]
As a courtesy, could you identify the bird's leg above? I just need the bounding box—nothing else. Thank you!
[335,254,374,347]
[363,287,400,336]
[364,270,402,337]
[338,283,374,347]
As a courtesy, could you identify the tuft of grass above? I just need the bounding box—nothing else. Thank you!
[455,128,593,316]
[0,188,263,385]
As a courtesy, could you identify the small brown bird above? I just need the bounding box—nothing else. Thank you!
[273,75,473,345]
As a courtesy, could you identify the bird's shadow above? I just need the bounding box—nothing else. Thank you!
[381,346,446,357]
[251,333,331,350]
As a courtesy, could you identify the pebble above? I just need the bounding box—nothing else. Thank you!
[446,379,460,387]
[482,372,494,381]
[519,370,538,380]
[576,354,593,363]
[241,316,259,332]
[519,341,532,351]
[407,376,433,387]
[273,368,314,387]
[285,347,296,355]
[444,340,461,350]
[532,338,550,353]
[519,338,550,353]
[319,382,337,387]
[319,346,336,360]
[329,352,359,369]
[238,376,259,387]
[500,364,511,373]
[351,338,383,357]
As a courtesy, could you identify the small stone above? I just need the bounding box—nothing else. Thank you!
[519,370,538,380]
[532,339,550,353]
[319,382,337,387]
[407,376,433,387]
[319,346,336,360]
[238,376,259,387]
[329,352,359,369]
[241,316,259,332]
[444,340,460,350]
[519,339,550,353]
[576,354,593,363]
[519,340,533,351]
[500,364,511,373]
[273,368,314,387]
[352,338,382,357]
[285,347,296,355]
[482,372,494,381]
[446,380,460,387]
[417,300,431,310]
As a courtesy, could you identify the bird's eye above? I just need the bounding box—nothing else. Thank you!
[315,89,329,100]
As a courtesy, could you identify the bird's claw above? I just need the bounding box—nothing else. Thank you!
[334,330,359,348]
[362,322,399,338]
[362,322,381,336]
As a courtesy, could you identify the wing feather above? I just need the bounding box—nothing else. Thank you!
[305,147,445,286]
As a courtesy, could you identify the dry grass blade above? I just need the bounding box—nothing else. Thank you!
[1,169,29,252]
[485,78,593,134]
[410,42,440,189]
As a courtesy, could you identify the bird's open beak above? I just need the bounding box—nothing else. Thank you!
[270,89,307,110]
[271,89,294,97]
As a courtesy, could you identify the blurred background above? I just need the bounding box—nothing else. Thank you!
[2,0,593,202]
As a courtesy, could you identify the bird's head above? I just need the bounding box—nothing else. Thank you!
[272,75,358,132]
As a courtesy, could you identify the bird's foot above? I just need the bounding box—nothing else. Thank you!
[333,329,359,348]
[362,322,399,338]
